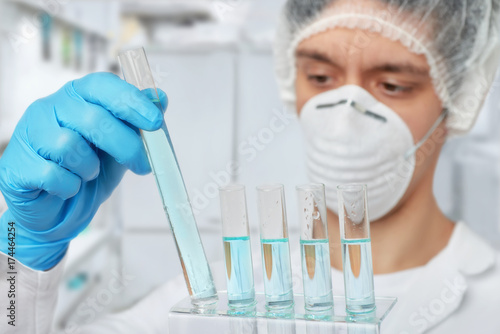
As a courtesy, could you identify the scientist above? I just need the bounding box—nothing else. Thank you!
[1,0,500,333]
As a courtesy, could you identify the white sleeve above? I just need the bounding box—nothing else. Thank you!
[69,275,189,334]
[0,250,66,334]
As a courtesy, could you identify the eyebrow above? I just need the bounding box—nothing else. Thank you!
[296,50,429,77]
[296,50,339,66]
[372,63,429,76]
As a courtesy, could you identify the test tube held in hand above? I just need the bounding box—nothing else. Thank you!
[118,48,217,306]
[296,184,334,311]
[337,184,376,314]
[219,184,256,308]
[257,184,294,310]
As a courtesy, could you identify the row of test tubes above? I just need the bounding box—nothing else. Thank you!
[219,183,376,316]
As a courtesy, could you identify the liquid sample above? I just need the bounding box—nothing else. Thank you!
[300,239,333,311]
[142,99,217,305]
[223,236,255,306]
[341,238,375,314]
[261,238,294,309]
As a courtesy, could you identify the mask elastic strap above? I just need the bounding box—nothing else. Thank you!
[404,109,449,160]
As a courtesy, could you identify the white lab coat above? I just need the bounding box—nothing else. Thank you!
[1,222,499,333]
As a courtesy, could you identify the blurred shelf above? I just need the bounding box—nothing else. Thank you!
[144,42,238,54]
[11,0,111,41]
[121,1,216,22]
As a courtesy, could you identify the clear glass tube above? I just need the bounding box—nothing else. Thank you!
[296,184,333,311]
[118,47,217,306]
[257,184,294,310]
[337,184,376,314]
[219,184,256,308]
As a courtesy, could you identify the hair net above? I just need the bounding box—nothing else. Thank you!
[274,0,500,135]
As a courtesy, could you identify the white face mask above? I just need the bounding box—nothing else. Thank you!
[300,85,446,221]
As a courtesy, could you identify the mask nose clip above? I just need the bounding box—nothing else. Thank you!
[348,99,387,123]
[317,99,387,123]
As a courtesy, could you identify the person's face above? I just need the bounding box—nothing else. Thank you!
[295,27,443,139]
[294,27,447,216]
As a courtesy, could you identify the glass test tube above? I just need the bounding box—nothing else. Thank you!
[118,48,217,306]
[257,184,294,310]
[219,184,256,308]
[296,184,334,311]
[337,184,376,314]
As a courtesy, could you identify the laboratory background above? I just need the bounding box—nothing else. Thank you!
[0,0,500,330]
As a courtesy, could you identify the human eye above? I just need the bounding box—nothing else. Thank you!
[305,67,338,89]
[379,82,413,97]
[307,74,334,86]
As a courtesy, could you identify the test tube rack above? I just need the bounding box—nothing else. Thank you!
[169,291,397,333]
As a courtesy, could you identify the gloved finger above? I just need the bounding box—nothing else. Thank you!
[157,88,168,113]
[4,152,82,200]
[54,98,151,175]
[71,72,163,131]
[123,89,168,135]
[28,109,100,182]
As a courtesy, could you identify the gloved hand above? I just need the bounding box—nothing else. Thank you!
[0,72,168,271]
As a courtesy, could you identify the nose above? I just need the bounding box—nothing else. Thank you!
[341,51,364,88]
[343,72,364,88]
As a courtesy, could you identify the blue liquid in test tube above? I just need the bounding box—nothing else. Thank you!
[261,238,294,308]
[300,239,333,310]
[342,238,375,313]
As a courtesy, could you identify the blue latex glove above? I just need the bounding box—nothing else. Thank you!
[0,72,167,271]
